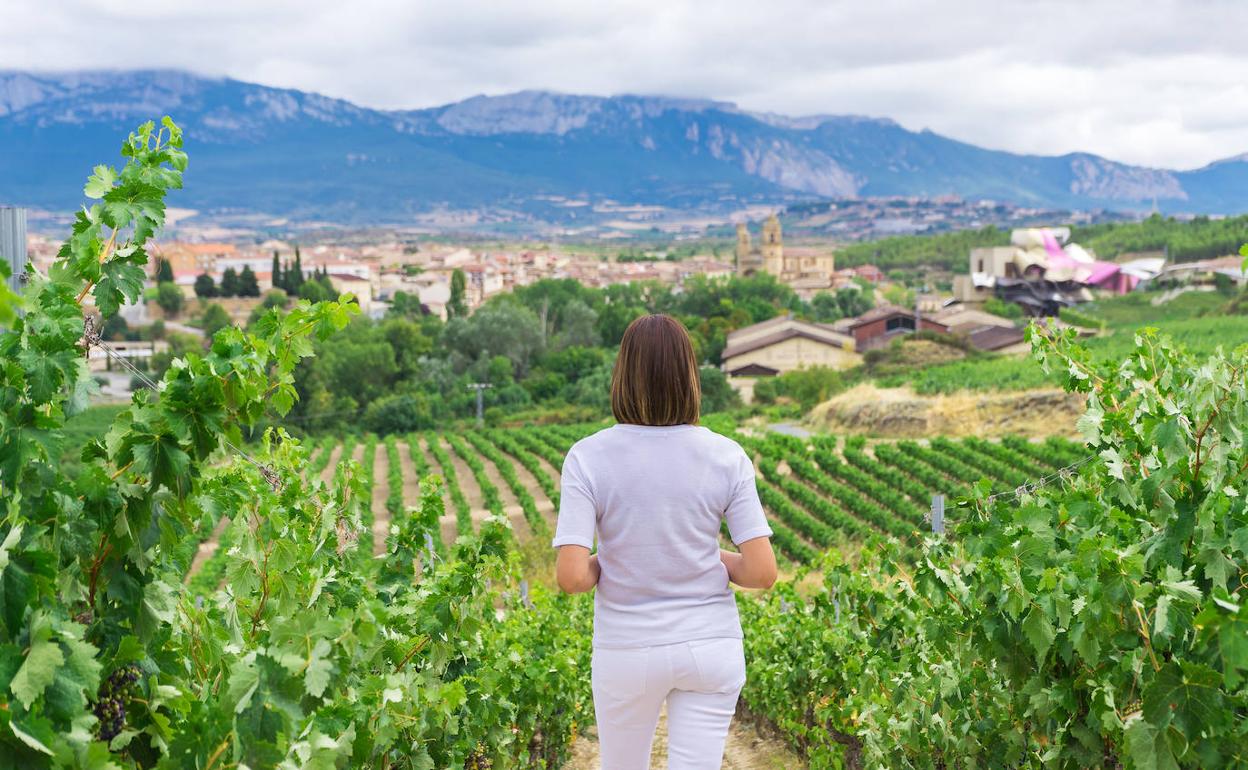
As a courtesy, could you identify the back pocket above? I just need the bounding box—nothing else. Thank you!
[687,637,746,694]
[591,647,648,700]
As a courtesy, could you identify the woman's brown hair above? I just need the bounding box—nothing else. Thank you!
[611,314,701,426]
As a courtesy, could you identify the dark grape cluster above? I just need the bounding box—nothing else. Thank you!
[94,664,141,742]
[463,744,493,770]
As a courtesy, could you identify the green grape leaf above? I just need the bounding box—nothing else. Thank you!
[1022,605,1055,664]
[304,638,333,698]
[83,165,117,199]
[10,617,65,709]
[1124,716,1180,770]
[8,715,56,756]
[128,429,192,496]
[17,349,74,405]
[94,258,148,319]
[1142,661,1226,738]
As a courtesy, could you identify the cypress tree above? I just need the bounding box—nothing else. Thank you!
[154,257,174,283]
[238,265,260,297]
[219,267,240,297]
[291,249,304,291]
[271,251,282,292]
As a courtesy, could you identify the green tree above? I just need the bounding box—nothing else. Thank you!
[155,281,184,316]
[154,256,175,283]
[238,265,260,297]
[596,282,651,346]
[298,278,332,303]
[363,392,435,434]
[442,299,544,377]
[193,272,217,298]
[389,290,425,318]
[698,365,741,413]
[219,266,240,297]
[555,298,600,349]
[270,251,282,291]
[290,248,305,292]
[262,288,289,310]
[449,268,468,318]
[101,312,130,341]
[199,301,232,337]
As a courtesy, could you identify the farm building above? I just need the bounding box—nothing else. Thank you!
[721,315,860,403]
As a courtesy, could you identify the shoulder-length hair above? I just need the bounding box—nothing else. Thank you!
[611,314,700,426]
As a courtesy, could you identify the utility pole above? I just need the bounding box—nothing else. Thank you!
[466,382,493,427]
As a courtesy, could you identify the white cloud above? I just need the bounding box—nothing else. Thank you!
[3,0,1246,168]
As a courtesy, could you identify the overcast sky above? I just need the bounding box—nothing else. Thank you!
[4,0,1247,170]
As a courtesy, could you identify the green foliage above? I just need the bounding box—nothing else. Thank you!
[197,302,231,337]
[237,265,260,297]
[448,268,467,318]
[261,288,288,309]
[741,327,1248,768]
[218,267,239,298]
[809,287,872,323]
[364,392,436,434]
[192,273,216,298]
[153,281,183,316]
[698,365,741,414]
[153,257,174,284]
[908,314,1248,394]
[835,225,1009,270]
[752,366,848,410]
[1070,212,1248,263]
[0,262,21,326]
[0,121,594,769]
[426,432,473,536]
[984,295,1024,320]
[834,216,1248,273]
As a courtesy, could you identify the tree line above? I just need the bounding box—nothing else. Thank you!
[281,273,874,435]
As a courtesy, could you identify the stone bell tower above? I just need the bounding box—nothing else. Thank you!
[735,222,751,271]
[761,213,783,276]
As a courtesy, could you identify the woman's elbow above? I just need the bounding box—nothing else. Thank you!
[556,566,591,594]
[556,572,582,594]
[756,564,778,589]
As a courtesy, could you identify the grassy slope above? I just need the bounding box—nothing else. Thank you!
[900,291,1247,394]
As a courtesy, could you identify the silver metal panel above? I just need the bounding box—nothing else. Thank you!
[0,207,28,297]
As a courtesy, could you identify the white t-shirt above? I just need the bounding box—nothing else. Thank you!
[551,423,773,649]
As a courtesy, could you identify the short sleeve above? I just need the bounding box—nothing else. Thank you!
[724,447,772,546]
[552,448,596,549]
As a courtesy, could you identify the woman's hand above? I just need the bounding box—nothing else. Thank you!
[720,536,777,589]
[555,545,600,593]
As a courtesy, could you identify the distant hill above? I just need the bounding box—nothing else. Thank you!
[1,69,1245,225]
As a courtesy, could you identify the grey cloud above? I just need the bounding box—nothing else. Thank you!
[2,0,1247,168]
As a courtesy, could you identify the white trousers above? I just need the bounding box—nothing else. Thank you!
[591,637,746,770]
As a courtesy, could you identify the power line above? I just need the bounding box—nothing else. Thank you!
[979,454,1096,507]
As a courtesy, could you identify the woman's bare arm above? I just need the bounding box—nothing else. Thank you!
[555,545,601,593]
[720,536,777,589]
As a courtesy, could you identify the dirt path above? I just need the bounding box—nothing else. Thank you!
[318,443,344,484]
[371,443,390,557]
[396,441,421,507]
[565,705,801,769]
[442,441,485,511]
[184,516,231,582]
[499,450,557,529]
[471,451,536,541]
[528,451,562,488]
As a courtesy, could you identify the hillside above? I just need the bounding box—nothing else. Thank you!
[3,70,1248,225]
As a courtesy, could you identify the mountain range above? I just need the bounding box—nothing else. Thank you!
[1,69,1246,227]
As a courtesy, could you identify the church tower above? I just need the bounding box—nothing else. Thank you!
[761,213,783,276]
[735,222,751,271]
